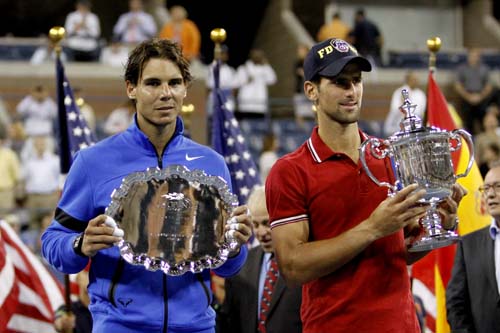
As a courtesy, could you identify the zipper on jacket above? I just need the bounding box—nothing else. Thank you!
[196,273,211,307]
[162,274,168,333]
[108,257,126,307]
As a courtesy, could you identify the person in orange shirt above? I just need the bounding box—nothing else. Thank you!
[158,5,201,61]
[316,12,350,42]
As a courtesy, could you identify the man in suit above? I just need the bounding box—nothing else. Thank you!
[221,185,302,333]
[446,164,500,333]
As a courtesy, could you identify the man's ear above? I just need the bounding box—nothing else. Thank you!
[126,82,136,100]
[304,81,318,102]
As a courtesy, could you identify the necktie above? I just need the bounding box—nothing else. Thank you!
[258,257,279,333]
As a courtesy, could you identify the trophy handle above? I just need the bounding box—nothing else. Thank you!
[449,129,475,179]
[359,138,397,192]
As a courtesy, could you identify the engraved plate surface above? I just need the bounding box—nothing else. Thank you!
[105,165,238,276]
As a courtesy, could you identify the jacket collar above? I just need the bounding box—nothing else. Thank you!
[127,115,185,154]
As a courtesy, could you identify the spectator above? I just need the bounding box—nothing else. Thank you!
[222,186,302,333]
[99,38,130,68]
[235,49,277,120]
[0,94,11,130]
[454,48,495,134]
[446,164,500,333]
[30,38,68,65]
[293,44,315,129]
[259,133,279,183]
[20,135,60,224]
[474,108,500,174]
[113,0,157,45]
[351,8,383,67]
[158,5,201,62]
[479,142,500,179]
[384,71,426,136]
[103,99,135,136]
[16,85,57,137]
[73,87,97,133]
[54,269,92,333]
[206,44,238,115]
[316,12,350,42]
[41,38,252,333]
[0,122,21,215]
[64,0,101,62]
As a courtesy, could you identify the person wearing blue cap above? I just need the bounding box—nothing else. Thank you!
[265,38,466,333]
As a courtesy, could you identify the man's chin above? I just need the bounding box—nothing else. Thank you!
[261,245,274,253]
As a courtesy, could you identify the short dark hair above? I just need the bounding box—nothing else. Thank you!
[124,38,193,86]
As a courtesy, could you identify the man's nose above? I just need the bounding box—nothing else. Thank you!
[160,84,172,98]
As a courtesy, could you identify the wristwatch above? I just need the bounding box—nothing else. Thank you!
[73,233,86,257]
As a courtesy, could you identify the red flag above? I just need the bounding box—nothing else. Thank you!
[412,72,490,333]
[0,221,65,332]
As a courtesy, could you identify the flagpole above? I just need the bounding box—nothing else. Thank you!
[210,28,226,148]
[425,36,442,126]
[211,28,226,61]
[427,36,441,75]
[49,26,73,321]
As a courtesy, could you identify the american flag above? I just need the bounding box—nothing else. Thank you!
[211,61,261,204]
[0,220,64,333]
[56,57,96,174]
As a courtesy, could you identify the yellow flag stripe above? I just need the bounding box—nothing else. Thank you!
[456,140,491,235]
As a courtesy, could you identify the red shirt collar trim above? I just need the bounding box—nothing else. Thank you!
[307,126,368,163]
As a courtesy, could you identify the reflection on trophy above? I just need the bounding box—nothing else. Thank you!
[360,89,474,252]
[105,165,238,275]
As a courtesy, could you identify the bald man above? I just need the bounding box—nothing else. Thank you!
[446,164,500,332]
[221,186,302,333]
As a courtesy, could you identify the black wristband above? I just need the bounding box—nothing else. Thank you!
[73,233,87,257]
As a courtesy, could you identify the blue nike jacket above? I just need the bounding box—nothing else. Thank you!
[41,116,248,333]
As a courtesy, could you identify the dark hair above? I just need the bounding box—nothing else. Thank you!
[487,142,500,156]
[124,38,193,86]
[262,133,276,151]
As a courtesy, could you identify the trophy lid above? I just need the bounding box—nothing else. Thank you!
[398,88,423,133]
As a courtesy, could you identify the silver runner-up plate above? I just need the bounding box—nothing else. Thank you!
[105,165,239,276]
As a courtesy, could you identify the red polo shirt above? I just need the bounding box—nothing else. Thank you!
[266,127,419,333]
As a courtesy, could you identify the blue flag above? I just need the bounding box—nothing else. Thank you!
[211,61,261,204]
[56,57,96,174]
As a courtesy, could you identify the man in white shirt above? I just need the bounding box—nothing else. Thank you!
[446,164,500,333]
[21,135,60,223]
[383,71,426,137]
[235,49,277,119]
[113,0,157,45]
[64,0,101,61]
[16,85,57,137]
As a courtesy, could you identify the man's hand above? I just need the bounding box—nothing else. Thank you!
[54,311,75,333]
[438,183,468,230]
[367,184,428,240]
[225,205,253,251]
[81,215,122,257]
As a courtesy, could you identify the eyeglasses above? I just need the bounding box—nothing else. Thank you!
[478,182,500,196]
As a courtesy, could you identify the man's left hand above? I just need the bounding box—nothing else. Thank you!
[438,183,468,230]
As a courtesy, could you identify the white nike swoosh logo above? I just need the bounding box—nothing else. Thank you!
[185,153,204,161]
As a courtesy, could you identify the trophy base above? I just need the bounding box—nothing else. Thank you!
[408,233,460,252]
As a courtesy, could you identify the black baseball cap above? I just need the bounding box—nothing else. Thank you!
[303,39,372,81]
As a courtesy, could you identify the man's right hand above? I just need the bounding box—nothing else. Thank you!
[366,184,428,240]
[81,215,122,257]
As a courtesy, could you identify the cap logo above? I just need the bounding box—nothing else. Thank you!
[316,45,334,59]
[330,39,350,53]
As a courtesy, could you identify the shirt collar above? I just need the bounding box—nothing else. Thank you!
[307,126,368,163]
[490,219,500,240]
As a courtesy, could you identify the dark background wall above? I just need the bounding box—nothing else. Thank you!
[0,0,269,67]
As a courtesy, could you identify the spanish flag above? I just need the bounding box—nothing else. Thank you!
[411,72,490,333]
